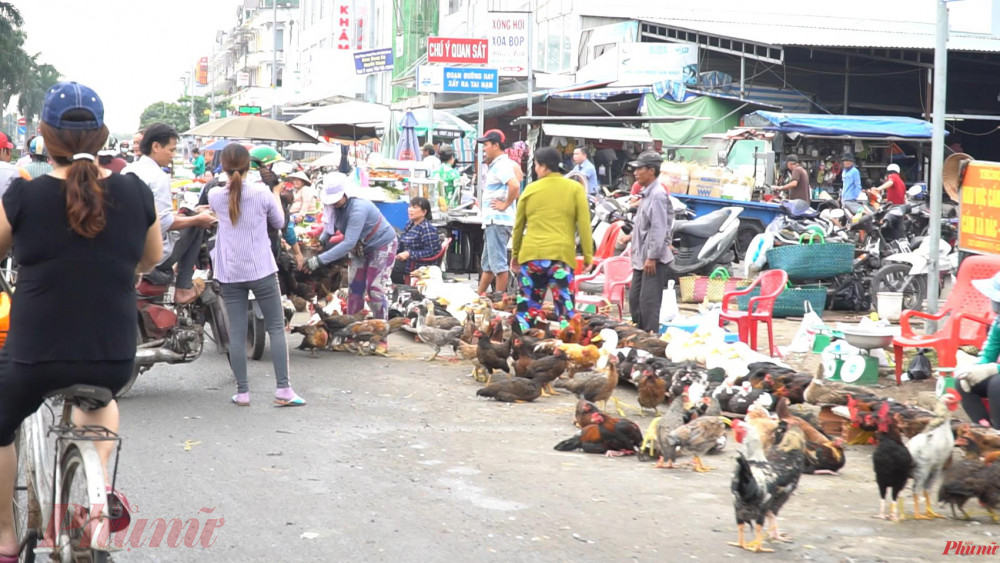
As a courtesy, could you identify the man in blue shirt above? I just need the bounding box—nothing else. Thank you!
[840,153,864,203]
[571,147,600,196]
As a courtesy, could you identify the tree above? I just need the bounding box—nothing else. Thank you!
[0,3,31,112]
[17,62,60,124]
[138,96,213,132]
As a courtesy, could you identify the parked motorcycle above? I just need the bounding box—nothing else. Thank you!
[871,238,956,312]
[665,207,742,278]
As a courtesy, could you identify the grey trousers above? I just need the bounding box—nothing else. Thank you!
[628,262,671,333]
[220,274,290,393]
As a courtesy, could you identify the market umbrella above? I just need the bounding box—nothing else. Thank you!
[201,138,232,151]
[289,100,390,128]
[381,110,400,159]
[396,111,420,162]
[183,116,316,142]
[392,109,475,141]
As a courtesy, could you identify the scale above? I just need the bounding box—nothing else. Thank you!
[822,328,896,385]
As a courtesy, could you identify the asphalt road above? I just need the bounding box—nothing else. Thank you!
[106,330,990,563]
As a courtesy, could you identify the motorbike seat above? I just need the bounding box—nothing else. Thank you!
[673,209,731,238]
[779,199,820,219]
[137,279,167,298]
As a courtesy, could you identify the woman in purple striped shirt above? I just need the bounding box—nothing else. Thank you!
[209,144,305,407]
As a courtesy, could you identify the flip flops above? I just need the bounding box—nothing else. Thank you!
[273,388,306,407]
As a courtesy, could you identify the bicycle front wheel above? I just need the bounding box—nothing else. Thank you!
[13,428,36,563]
[57,445,109,563]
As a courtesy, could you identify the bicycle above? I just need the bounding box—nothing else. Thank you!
[14,384,123,563]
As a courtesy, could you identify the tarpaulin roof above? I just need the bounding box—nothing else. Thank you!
[747,111,935,139]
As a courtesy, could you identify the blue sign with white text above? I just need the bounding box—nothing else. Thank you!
[442,67,499,94]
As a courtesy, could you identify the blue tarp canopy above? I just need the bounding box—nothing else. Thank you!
[748,111,936,139]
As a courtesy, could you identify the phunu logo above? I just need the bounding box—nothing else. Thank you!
[942,540,1000,555]
[42,505,224,550]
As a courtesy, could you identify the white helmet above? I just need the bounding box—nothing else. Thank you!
[886,163,900,174]
[98,134,119,157]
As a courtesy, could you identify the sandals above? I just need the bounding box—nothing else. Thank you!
[274,388,306,407]
[175,279,206,304]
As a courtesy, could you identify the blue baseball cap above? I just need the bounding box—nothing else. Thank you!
[42,81,104,130]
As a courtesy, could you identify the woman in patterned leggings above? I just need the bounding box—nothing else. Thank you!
[511,147,594,331]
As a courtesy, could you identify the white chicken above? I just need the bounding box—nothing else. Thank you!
[411,266,479,324]
[904,392,960,520]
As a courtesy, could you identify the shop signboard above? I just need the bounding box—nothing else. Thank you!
[487,11,529,77]
[427,37,489,65]
[353,48,393,75]
[617,42,699,86]
[236,72,250,88]
[959,161,1000,255]
[417,66,498,94]
[195,57,209,85]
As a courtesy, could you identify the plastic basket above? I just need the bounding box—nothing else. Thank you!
[737,283,828,318]
[765,232,853,281]
[679,268,750,303]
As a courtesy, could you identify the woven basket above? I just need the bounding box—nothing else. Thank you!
[679,268,750,303]
[736,284,828,318]
[765,232,853,281]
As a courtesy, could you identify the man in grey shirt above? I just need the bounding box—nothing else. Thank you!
[627,151,674,332]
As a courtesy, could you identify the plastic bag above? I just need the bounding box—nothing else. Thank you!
[659,280,678,324]
[782,301,824,354]
[906,350,932,381]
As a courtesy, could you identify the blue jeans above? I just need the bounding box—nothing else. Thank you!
[481,225,512,274]
[220,274,290,394]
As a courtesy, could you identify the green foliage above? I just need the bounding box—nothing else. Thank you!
[0,3,61,120]
[138,96,214,133]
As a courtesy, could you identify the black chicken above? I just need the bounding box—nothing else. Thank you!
[474,329,511,384]
[475,374,542,403]
[871,402,914,522]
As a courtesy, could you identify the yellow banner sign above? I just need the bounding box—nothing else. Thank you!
[960,161,1000,254]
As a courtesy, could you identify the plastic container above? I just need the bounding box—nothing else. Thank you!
[876,291,904,322]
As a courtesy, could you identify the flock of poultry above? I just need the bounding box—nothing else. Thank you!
[286,267,1000,554]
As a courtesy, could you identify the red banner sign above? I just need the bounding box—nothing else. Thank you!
[427,37,489,65]
[195,57,209,86]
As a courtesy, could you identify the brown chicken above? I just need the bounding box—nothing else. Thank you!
[332,317,410,355]
[554,356,623,415]
[775,397,845,475]
[938,436,989,520]
[660,415,732,471]
[474,329,511,384]
[554,411,644,457]
[803,367,879,406]
[517,349,569,397]
[574,400,602,429]
[475,374,542,403]
[627,336,667,358]
[744,405,779,450]
[314,308,366,336]
[637,369,667,415]
[554,316,584,344]
[291,323,328,357]
[955,425,1000,465]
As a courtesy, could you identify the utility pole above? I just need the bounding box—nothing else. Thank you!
[210,34,216,119]
[188,72,195,130]
[927,0,949,326]
[271,0,279,120]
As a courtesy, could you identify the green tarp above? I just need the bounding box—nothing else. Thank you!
[644,94,740,164]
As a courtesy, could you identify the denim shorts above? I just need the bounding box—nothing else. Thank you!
[481,225,512,273]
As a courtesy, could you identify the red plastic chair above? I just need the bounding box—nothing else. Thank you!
[892,254,1000,384]
[403,237,453,286]
[719,269,788,357]
[575,255,632,319]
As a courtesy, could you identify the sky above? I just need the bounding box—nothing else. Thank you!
[14,0,243,135]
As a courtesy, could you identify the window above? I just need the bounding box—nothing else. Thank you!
[275,28,284,51]
[448,0,464,15]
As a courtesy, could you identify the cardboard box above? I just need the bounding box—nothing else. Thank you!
[660,162,690,194]
[688,166,724,198]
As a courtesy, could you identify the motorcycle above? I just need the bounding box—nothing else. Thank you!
[665,207,742,278]
[871,238,956,312]
[124,223,232,397]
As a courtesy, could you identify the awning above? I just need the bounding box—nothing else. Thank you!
[746,111,936,139]
[545,81,782,110]
[541,123,652,143]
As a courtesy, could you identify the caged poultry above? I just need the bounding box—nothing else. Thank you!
[554,411,645,457]
[729,420,807,553]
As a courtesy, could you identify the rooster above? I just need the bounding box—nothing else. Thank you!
[729,420,807,552]
[473,328,511,384]
[905,390,960,520]
[332,317,410,355]
[291,322,328,357]
[871,402,913,522]
[554,411,644,457]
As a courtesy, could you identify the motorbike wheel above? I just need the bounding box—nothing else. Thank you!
[871,263,927,312]
[247,303,266,361]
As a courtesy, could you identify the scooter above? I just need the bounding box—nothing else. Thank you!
[871,238,955,313]
[665,207,743,278]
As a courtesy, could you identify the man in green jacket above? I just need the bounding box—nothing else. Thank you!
[511,147,593,331]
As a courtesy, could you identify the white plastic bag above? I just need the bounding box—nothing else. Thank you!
[781,301,823,354]
[659,280,678,325]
